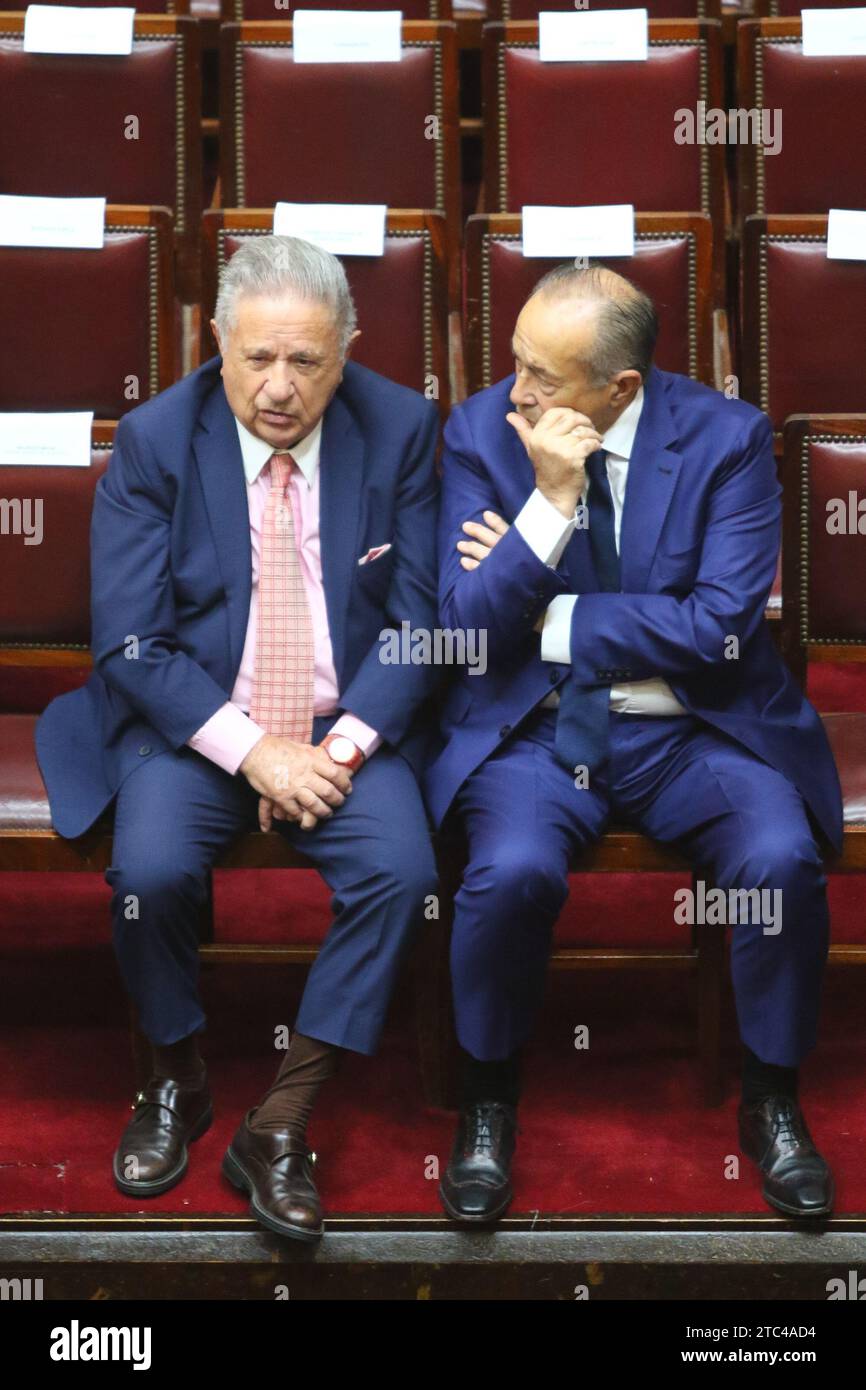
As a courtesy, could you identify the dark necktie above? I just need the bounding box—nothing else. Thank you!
[554,448,619,779]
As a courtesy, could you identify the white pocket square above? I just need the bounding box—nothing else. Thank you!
[357,543,392,566]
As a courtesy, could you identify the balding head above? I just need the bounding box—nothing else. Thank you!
[509,261,658,434]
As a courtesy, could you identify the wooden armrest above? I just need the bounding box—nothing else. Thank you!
[712,307,733,393]
[449,309,467,406]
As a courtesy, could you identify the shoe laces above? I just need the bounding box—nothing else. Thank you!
[463,1102,510,1156]
[772,1097,807,1150]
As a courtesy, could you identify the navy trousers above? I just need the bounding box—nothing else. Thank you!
[450,707,831,1068]
[105,716,438,1054]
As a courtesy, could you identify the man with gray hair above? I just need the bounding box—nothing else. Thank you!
[424,262,843,1224]
[35,236,441,1241]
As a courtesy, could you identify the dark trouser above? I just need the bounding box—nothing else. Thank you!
[450,708,830,1068]
[105,716,437,1055]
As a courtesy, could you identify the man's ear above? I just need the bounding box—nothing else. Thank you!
[610,369,642,410]
[344,329,362,361]
[210,319,223,357]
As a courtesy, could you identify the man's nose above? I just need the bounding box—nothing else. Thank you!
[509,372,535,409]
[261,363,297,404]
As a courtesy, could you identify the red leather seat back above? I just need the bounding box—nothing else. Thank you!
[0,429,113,712]
[802,432,866,641]
[0,211,175,416]
[739,21,866,217]
[221,22,459,220]
[484,21,724,219]
[742,219,866,432]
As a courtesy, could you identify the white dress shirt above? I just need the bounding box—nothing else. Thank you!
[513,386,687,715]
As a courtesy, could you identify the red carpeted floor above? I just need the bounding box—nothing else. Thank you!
[1,662,864,1218]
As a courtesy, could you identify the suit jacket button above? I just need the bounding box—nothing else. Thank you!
[499,724,512,739]
[549,668,560,683]
[138,745,151,756]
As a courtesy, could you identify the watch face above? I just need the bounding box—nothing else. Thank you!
[328,736,356,764]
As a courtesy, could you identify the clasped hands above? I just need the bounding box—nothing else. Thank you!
[239,734,354,834]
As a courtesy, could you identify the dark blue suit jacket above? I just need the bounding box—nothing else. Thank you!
[36,356,441,840]
[423,366,844,855]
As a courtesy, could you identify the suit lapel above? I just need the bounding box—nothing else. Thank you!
[618,367,684,594]
[193,379,252,682]
[318,389,365,687]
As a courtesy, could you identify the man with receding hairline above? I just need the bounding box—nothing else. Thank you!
[425,262,843,1224]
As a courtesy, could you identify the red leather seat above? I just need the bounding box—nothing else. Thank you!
[481,19,726,293]
[0,15,202,299]
[741,217,866,441]
[487,0,719,16]
[0,424,113,715]
[219,21,460,282]
[221,0,449,17]
[738,19,866,222]
[0,208,176,417]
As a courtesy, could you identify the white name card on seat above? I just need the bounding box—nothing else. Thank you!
[538,10,649,63]
[802,8,866,56]
[521,204,635,258]
[23,5,135,56]
[0,413,94,468]
[292,11,402,64]
[827,208,866,261]
[273,203,387,255]
[0,195,106,249]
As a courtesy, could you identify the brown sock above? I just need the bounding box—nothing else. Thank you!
[151,1032,206,1088]
[248,1031,342,1145]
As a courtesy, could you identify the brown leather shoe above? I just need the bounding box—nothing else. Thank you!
[222,1109,322,1243]
[112,1075,213,1197]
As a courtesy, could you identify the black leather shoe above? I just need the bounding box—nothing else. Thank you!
[739,1095,834,1218]
[439,1101,517,1223]
[222,1110,323,1243]
[112,1075,213,1197]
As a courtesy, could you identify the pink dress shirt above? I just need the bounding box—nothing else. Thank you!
[186,413,381,776]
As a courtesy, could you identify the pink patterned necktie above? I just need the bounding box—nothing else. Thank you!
[248,452,315,742]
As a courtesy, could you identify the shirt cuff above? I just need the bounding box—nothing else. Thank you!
[513,488,578,568]
[186,702,267,777]
[540,594,578,665]
[329,713,382,759]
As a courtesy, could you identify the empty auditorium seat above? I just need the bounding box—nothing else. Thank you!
[780,413,866,829]
[486,0,720,17]
[741,215,866,444]
[481,20,726,292]
[0,421,114,713]
[201,208,454,412]
[0,14,202,299]
[221,0,449,17]
[738,19,866,223]
[0,206,176,418]
[218,20,460,282]
[462,211,726,396]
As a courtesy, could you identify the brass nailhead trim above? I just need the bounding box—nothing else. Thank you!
[800,432,866,647]
[235,42,442,210]
[499,39,711,215]
[481,230,699,388]
[755,36,800,216]
[759,232,826,418]
[107,224,160,397]
[217,226,436,380]
[0,32,187,235]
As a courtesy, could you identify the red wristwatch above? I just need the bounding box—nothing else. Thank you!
[321,732,365,774]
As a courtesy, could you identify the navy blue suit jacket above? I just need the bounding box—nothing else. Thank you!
[423,366,844,855]
[36,356,441,840]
